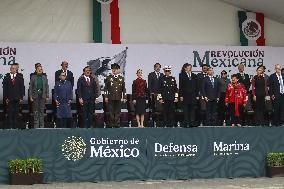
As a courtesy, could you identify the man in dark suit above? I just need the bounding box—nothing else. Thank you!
[104,63,126,128]
[269,64,284,126]
[148,63,164,95]
[3,63,25,129]
[236,64,251,92]
[196,64,209,125]
[202,67,220,126]
[77,66,98,128]
[179,63,199,127]
[148,63,164,118]
[55,61,74,87]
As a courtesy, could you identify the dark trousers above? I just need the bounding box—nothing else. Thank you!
[183,103,196,127]
[82,100,95,128]
[228,103,244,125]
[163,100,175,127]
[206,100,218,126]
[58,118,72,128]
[196,98,206,126]
[254,95,265,125]
[272,94,284,126]
[33,91,45,128]
[108,100,121,128]
[218,92,228,124]
[7,100,20,129]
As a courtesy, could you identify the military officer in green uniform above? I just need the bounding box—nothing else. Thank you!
[158,66,178,127]
[104,63,126,128]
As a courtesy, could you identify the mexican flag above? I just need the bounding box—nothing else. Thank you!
[93,0,121,44]
[238,11,265,46]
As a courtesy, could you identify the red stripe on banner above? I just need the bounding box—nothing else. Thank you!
[256,13,265,46]
[110,0,121,44]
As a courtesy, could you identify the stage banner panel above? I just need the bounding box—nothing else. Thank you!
[0,128,283,183]
[0,43,283,103]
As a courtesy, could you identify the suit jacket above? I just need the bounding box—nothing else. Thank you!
[104,75,126,100]
[55,70,74,87]
[54,80,73,118]
[29,74,49,99]
[201,76,220,100]
[54,80,73,103]
[79,74,101,98]
[236,73,251,91]
[197,72,208,95]
[3,73,25,101]
[252,75,268,97]
[77,76,98,101]
[148,72,164,94]
[158,75,178,101]
[179,72,198,104]
[269,73,284,98]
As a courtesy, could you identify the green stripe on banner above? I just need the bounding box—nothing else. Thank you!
[93,0,102,43]
[238,11,248,46]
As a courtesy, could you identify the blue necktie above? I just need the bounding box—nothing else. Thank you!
[210,77,214,88]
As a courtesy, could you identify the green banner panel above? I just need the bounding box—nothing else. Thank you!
[0,127,283,183]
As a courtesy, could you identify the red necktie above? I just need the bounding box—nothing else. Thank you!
[86,77,90,86]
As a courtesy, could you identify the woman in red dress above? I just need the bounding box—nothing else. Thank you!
[132,69,148,127]
[225,74,247,127]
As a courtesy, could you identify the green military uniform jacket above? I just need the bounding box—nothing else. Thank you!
[104,74,126,100]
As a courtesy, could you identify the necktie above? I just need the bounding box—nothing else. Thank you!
[241,73,245,80]
[279,75,284,94]
[86,77,90,86]
[188,73,191,80]
[157,73,159,79]
[12,74,16,85]
[210,77,214,88]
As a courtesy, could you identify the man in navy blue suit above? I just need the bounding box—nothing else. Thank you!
[55,61,74,87]
[3,63,25,129]
[202,67,220,126]
[77,66,98,128]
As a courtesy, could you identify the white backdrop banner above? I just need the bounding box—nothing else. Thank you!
[0,43,283,102]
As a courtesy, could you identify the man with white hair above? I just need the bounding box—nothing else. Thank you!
[157,66,178,127]
[3,63,25,129]
[268,64,284,126]
[237,64,251,92]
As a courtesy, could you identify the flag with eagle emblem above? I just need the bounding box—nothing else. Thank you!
[238,11,265,46]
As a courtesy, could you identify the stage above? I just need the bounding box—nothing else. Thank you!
[0,127,283,183]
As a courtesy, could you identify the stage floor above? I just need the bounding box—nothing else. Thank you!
[1,178,284,189]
